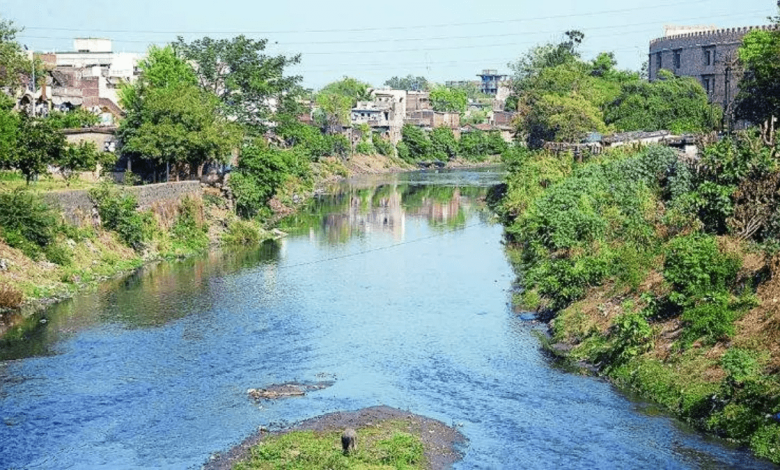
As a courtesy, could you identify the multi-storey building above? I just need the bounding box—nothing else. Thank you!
[648,24,775,124]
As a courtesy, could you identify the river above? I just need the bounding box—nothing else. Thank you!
[0,168,775,469]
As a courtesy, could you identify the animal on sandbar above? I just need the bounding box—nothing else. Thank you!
[341,428,357,454]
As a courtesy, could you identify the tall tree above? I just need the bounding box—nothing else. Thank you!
[0,18,42,95]
[118,46,240,178]
[173,36,303,131]
[734,14,780,125]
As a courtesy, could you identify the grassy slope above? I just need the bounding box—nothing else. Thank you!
[497,147,780,464]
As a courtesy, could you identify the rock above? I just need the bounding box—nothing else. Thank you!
[247,381,333,401]
[0,259,8,271]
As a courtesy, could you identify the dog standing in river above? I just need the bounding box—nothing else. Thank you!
[341,428,357,454]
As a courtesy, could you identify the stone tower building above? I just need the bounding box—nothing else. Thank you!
[648,25,775,125]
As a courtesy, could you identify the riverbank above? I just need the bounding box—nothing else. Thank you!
[494,143,780,465]
[203,406,465,470]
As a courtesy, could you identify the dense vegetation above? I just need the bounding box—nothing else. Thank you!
[509,32,719,147]
[495,132,780,463]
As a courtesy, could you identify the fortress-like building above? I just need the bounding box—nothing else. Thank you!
[648,24,775,124]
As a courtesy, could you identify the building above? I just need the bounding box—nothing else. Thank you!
[20,38,143,123]
[406,91,431,112]
[477,69,508,96]
[350,89,406,144]
[648,24,775,125]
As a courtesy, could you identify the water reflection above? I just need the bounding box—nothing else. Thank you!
[281,171,494,244]
[0,242,281,361]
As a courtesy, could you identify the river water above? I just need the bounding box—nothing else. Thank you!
[0,168,775,469]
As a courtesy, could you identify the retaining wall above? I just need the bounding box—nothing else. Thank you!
[43,181,202,227]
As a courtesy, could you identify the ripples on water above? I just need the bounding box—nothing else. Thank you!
[0,169,775,469]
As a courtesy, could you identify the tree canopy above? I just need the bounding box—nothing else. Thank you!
[315,77,371,132]
[384,75,429,91]
[173,36,303,131]
[429,86,468,113]
[605,70,721,134]
[119,45,241,176]
[735,20,780,125]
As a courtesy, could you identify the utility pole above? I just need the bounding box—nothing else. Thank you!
[31,60,35,117]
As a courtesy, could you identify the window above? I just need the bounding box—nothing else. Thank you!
[673,49,682,69]
[656,52,662,70]
[702,75,715,97]
[703,46,715,66]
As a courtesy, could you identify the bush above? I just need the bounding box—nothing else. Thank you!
[0,189,57,258]
[170,197,208,253]
[0,283,23,309]
[222,219,261,245]
[663,234,741,306]
[328,134,351,159]
[229,145,312,218]
[400,124,431,161]
[44,243,73,266]
[372,133,395,157]
[460,130,490,161]
[89,184,149,250]
[430,127,458,161]
[355,140,375,155]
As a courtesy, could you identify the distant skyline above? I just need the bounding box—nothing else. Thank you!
[3,0,777,90]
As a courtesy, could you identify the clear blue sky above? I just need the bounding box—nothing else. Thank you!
[4,0,776,90]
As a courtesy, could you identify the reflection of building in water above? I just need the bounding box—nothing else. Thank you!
[408,189,462,225]
[321,185,406,242]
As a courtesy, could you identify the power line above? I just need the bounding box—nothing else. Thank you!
[277,222,486,270]
[19,0,711,36]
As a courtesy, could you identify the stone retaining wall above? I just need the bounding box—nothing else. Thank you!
[43,181,202,226]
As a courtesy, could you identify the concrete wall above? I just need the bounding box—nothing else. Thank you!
[43,181,202,227]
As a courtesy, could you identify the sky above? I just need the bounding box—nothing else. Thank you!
[3,0,777,90]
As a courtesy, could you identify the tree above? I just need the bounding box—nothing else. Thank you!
[174,35,303,131]
[121,83,240,177]
[430,127,458,161]
[315,77,371,133]
[0,19,42,95]
[523,93,608,146]
[14,115,65,183]
[400,124,432,161]
[59,141,116,186]
[429,86,468,113]
[0,102,19,168]
[384,75,429,91]
[605,70,720,133]
[509,30,585,91]
[735,22,780,125]
[119,45,240,178]
[44,108,99,130]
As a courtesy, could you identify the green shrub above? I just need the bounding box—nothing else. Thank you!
[430,127,458,161]
[355,140,375,155]
[600,310,654,369]
[460,130,490,161]
[44,243,73,266]
[663,234,741,306]
[327,134,351,159]
[170,197,209,253]
[89,184,149,250]
[722,348,761,384]
[396,141,411,161]
[400,124,431,161]
[0,189,57,257]
[372,133,395,156]
[222,219,261,245]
